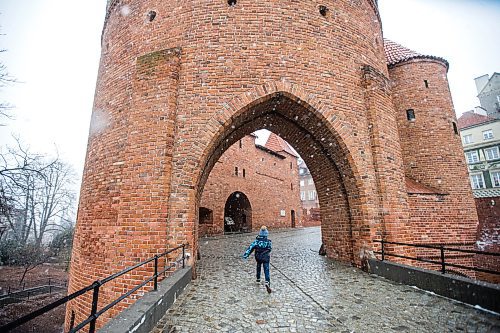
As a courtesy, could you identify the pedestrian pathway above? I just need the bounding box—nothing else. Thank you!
[152,227,499,332]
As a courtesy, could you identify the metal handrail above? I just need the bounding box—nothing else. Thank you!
[373,239,499,276]
[0,243,188,333]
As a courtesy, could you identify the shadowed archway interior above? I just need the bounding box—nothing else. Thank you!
[196,92,371,264]
[224,191,252,233]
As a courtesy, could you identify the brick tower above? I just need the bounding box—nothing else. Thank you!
[386,39,478,271]
[67,1,477,328]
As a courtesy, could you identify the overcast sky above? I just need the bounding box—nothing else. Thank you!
[0,0,499,183]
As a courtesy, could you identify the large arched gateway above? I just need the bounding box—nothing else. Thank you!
[67,0,478,329]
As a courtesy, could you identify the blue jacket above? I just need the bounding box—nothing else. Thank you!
[243,235,272,262]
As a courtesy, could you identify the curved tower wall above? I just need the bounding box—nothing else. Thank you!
[390,60,478,251]
[67,0,416,328]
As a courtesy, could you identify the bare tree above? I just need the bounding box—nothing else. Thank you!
[10,242,53,285]
[0,32,15,123]
[31,160,76,246]
[0,139,75,246]
[0,21,17,124]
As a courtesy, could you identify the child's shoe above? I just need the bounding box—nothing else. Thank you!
[265,281,272,294]
[256,279,261,283]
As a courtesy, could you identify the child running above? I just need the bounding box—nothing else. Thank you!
[243,225,273,293]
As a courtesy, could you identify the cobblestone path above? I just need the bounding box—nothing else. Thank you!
[153,227,499,333]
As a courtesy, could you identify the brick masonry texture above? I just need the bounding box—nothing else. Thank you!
[67,0,479,329]
[474,197,500,284]
[199,134,301,236]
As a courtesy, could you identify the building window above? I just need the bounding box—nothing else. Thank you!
[239,140,242,148]
[465,151,479,164]
[300,180,305,187]
[308,190,317,200]
[484,147,500,160]
[406,109,415,121]
[290,162,292,169]
[470,174,485,189]
[483,130,494,140]
[308,178,314,185]
[300,191,306,201]
[491,171,500,187]
[452,122,458,135]
[243,168,246,178]
[261,158,264,162]
[234,167,238,176]
[463,134,473,144]
[291,183,293,191]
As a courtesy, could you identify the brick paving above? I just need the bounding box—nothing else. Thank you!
[152,227,499,333]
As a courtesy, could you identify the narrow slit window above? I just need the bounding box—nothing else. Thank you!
[290,162,292,169]
[406,109,415,121]
[452,122,459,135]
[319,5,328,16]
[424,80,429,88]
[291,183,293,191]
[243,169,246,178]
[239,140,242,148]
[228,0,236,6]
[235,167,238,176]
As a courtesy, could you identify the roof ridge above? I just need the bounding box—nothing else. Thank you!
[264,133,298,158]
[457,111,498,130]
[383,38,449,70]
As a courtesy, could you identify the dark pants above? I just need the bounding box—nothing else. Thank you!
[256,261,270,284]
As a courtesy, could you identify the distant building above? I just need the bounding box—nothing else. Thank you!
[457,109,500,283]
[458,108,500,192]
[298,160,320,226]
[474,73,500,119]
[200,133,301,236]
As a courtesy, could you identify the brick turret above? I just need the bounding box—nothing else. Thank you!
[387,39,478,255]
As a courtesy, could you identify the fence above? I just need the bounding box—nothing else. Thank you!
[2,278,67,297]
[0,244,188,333]
[373,240,500,276]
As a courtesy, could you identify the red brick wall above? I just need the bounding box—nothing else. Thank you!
[301,208,321,227]
[474,197,500,283]
[390,60,478,251]
[199,135,301,236]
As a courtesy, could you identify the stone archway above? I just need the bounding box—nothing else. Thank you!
[174,80,413,270]
[192,88,375,265]
[224,191,252,233]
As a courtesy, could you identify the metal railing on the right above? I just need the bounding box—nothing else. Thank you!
[373,239,500,276]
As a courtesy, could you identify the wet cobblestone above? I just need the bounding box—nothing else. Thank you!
[152,227,499,332]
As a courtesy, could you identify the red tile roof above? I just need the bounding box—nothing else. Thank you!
[405,177,446,195]
[265,133,298,158]
[383,39,448,69]
[457,111,496,130]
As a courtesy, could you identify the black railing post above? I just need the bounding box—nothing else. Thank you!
[440,245,446,274]
[69,310,75,331]
[381,240,385,261]
[182,244,186,269]
[154,255,159,291]
[89,281,101,333]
